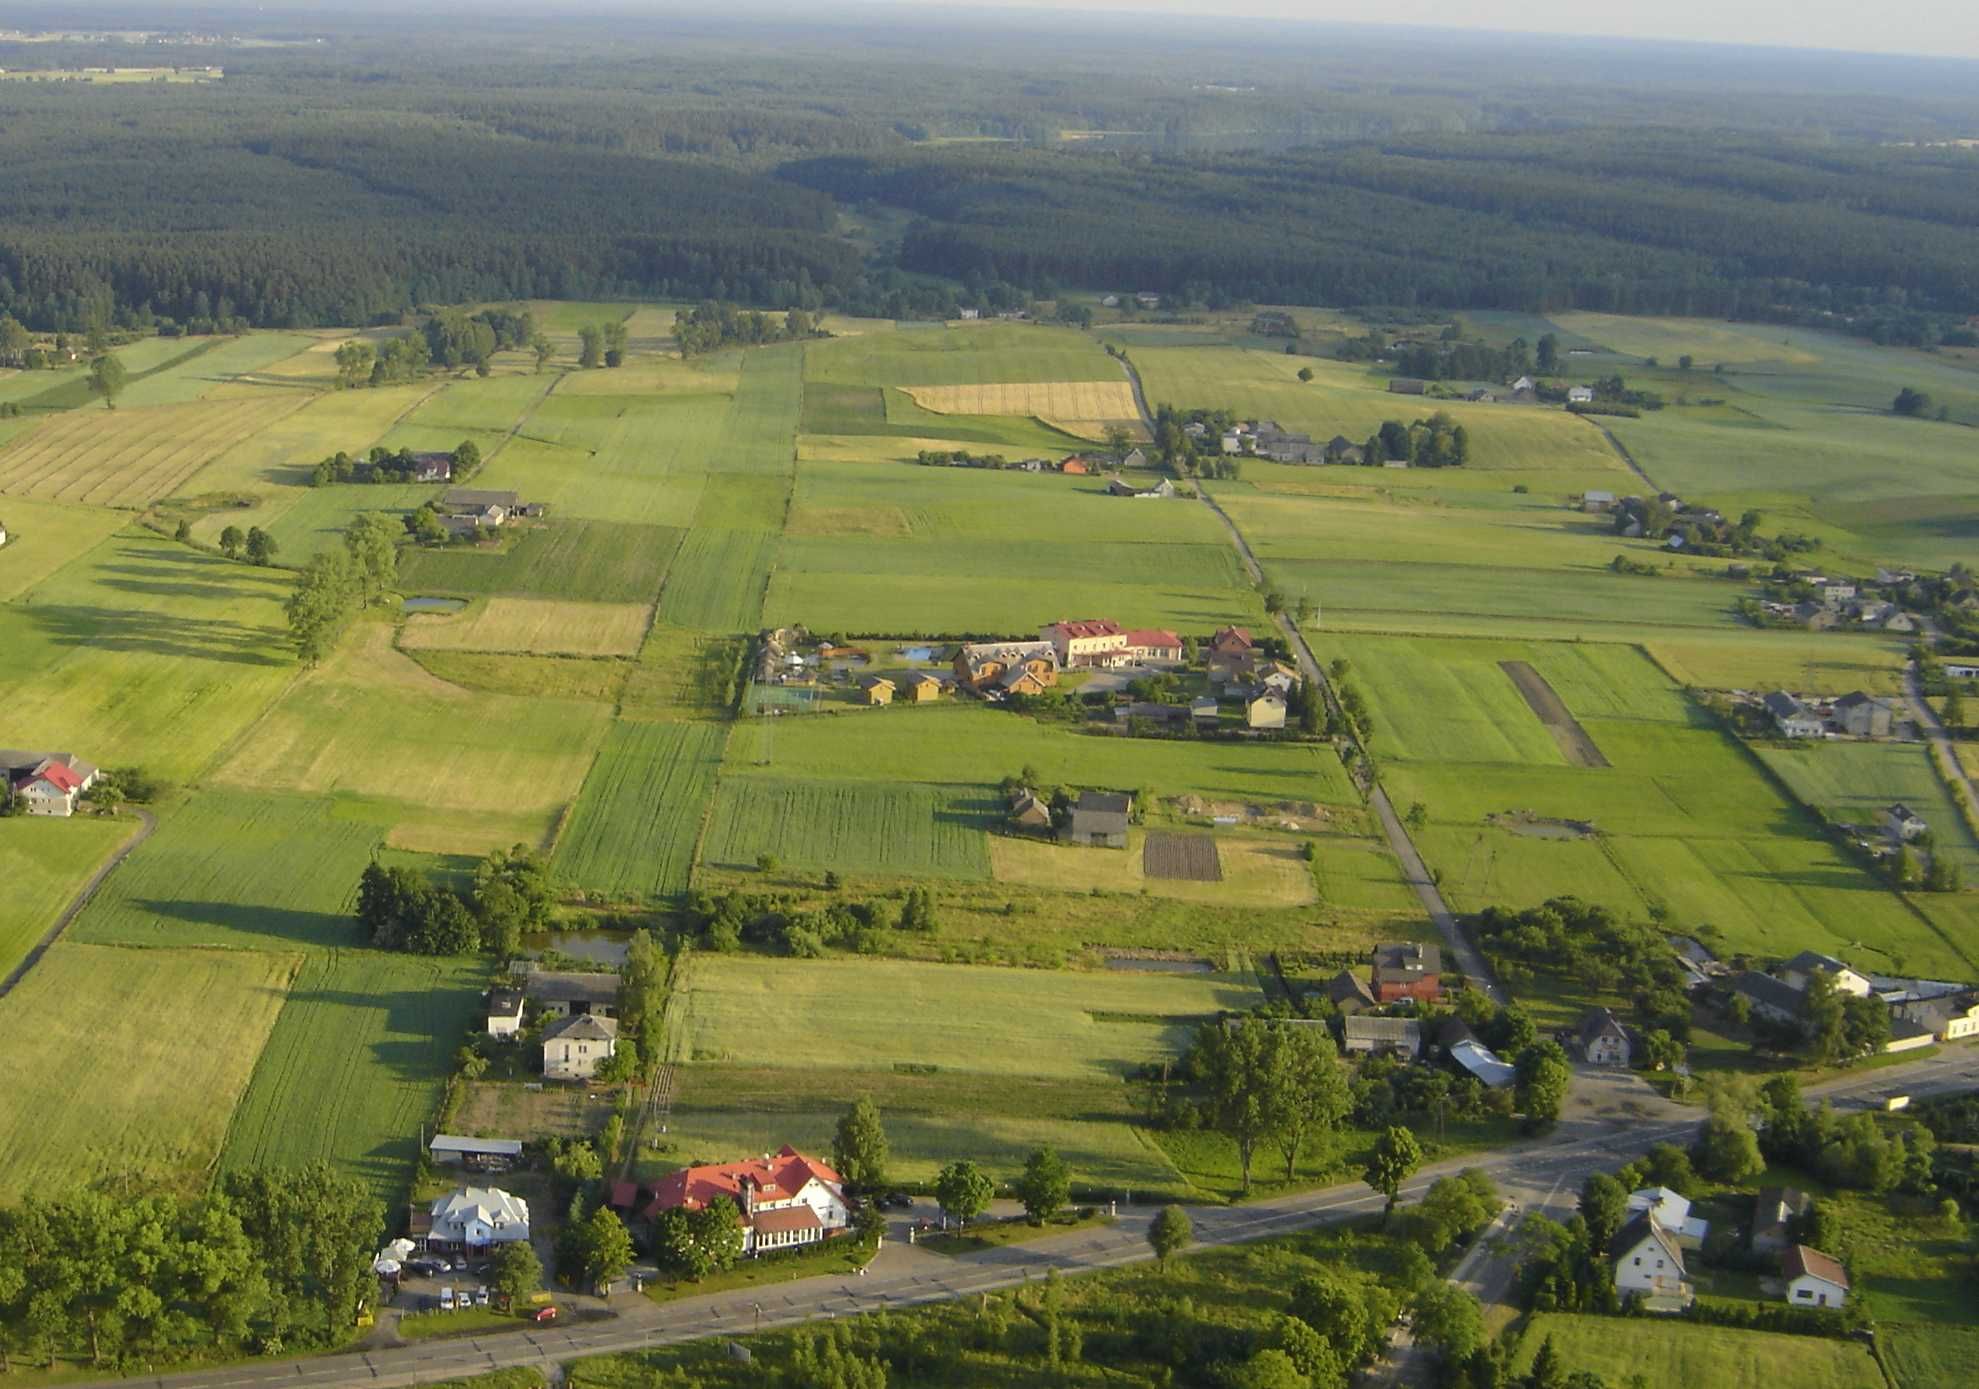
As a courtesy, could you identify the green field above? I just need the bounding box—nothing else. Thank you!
[806,323,1122,390]
[1757,741,1979,880]
[218,948,487,1199]
[554,722,726,900]
[0,494,130,601]
[1510,1313,1883,1388]
[655,527,779,631]
[701,776,996,879]
[0,815,142,979]
[398,519,684,603]
[0,943,299,1200]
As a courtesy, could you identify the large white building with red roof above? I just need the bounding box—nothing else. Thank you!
[1042,618,1128,668]
[2,750,98,817]
[616,1146,851,1255]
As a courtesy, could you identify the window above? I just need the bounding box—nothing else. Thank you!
[1796,1288,1812,1300]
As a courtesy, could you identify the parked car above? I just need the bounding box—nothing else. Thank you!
[875,1191,913,1210]
[533,1306,558,1323]
[439,1287,455,1311]
[473,1287,490,1307]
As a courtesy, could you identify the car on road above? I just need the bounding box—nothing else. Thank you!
[533,1306,558,1323]
[874,1191,914,1210]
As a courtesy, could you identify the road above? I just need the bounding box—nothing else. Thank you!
[0,807,155,998]
[1904,644,1979,815]
[1113,350,1497,1001]
[79,1043,1979,1389]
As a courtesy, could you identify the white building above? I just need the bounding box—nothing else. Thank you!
[1568,386,1595,404]
[543,1012,617,1080]
[1,750,98,817]
[646,1146,852,1256]
[1779,951,1872,998]
[1783,1245,1849,1308]
[486,988,524,1038]
[421,1187,530,1254]
[1627,1187,1709,1247]
[1612,1213,1691,1305]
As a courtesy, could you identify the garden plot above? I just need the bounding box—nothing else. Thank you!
[1143,831,1223,881]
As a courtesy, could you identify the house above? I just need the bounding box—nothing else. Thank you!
[419,1187,530,1255]
[1628,1188,1709,1247]
[643,1146,851,1256]
[1370,941,1441,1003]
[1832,691,1894,738]
[1101,295,1120,308]
[1044,619,1129,669]
[1897,993,1979,1042]
[1450,1039,1516,1088]
[1210,626,1255,660]
[1611,1212,1691,1304]
[1884,1014,1936,1053]
[905,673,945,703]
[1882,803,1928,841]
[1943,663,1979,680]
[1059,457,1091,476]
[1107,476,1175,499]
[1135,292,1162,309]
[1324,969,1377,1015]
[1342,1015,1422,1058]
[486,987,525,1038]
[429,1135,523,1171]
[1732,969,1804,1025]
[1567,386,1595,405]
[1752,1187,1811,1255]
[957,307,980,320]
[954,640,1058,693]
[1122,447,1148,469]
[1779,951,1872,998]
[859,676,895,706]
[1007,789,1053,832]
[520,969,619,1018]
[1246,692,1288,730]
[1762,690,1824,739]
[1581,490,1617,513]
[1123,629,1184,665]
[1063,790,1131,848]
[411,452,453,483]
[543,1012,618,1081]
[1,750,99,817]
[441,488,523,525]
[1576,1008,1633,1066]
[1511,376,1536,393]
[1881,609,1917,634]
[1466,388,1496,403]
[1388,378,1427,396]
[1782,1245,1849,1308]
[1818,581,1857,609]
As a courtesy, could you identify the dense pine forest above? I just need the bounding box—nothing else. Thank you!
[2,6,1978,332]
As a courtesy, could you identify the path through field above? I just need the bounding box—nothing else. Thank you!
[0,808,154,999]
[1500,660,1610,768]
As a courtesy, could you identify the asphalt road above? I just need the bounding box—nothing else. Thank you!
[80,1045,1979,1389]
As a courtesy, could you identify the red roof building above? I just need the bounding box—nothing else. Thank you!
[1123,628,1184,663]
[618,1146,853,1256]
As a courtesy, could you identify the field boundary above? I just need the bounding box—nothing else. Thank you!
[0,809,157,999]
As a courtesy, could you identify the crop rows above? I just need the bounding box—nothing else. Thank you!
[555,721,726,899]
[702,776,996,879]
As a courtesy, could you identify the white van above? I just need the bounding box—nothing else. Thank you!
[439,1287,455,1311]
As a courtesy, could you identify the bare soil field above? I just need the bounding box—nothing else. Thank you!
[1143,832,1223,881]
[1500,660,1610,768]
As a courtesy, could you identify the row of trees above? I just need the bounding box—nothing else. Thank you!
[354,844,556,957]
[673,302,822,356]
[576,320,628,369]
[310,440,481,487]
[283,513,398,664]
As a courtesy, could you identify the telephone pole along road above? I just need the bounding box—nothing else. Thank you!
[81,937,1979,1389]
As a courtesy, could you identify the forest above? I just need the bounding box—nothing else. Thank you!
[1,10,1977,331]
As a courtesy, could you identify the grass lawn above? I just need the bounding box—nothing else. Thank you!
[400,596,653,657]
[0,943,299,1201]
[0,814,140,979]
[0,495,132,601]
[918,1210,1114,1256]
[1509,1312,1882,1388]
[642,1237,876,1305]
[396,1307,537,1341]
[700,777,997,880]
[988,827,1332,909]
[554,721,725,900]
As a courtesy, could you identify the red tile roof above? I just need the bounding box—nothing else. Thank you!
[1213,625,1254,649]
[644,1146,842,1218]
[1050,619,1125,639]
[32,761,83,793]
[752,1205,825,1235]
[1784,1244,1849,1289]
[1124,628,1183,650]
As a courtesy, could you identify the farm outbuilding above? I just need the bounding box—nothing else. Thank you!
[430,1135,523,1170]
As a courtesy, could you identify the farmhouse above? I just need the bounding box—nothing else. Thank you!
[1059,457,1091,475]
[441,488,523,527]
[485,987,524,1038]
[1628,1187,1708,1247]
[542,1012,617,1081]
[1893,992,1979,1042]
[1,749,99,817]
[1369,941,1442,1003]
[520,968,619,1018]
[1512,375,1536,393]
[1882,803,1928,842]
[1732,969,1804,1025]
[1123,628,1185,665]
[418,1186,530,1255]
[1576,1007,1633,1066]
[954,640,1059,693]
[1107,476,1176,499]
[1761,691,1824,739]
[638,1146,852,1256]
[860,676,895,706]
[1779,950,1873,998]
[1324,969,1377,1014]
[1342,1015,1421,1058]
[1832,691,1894,737]
[1245,691,1287,730]
[1752,1187,1811,1255]
[1783,1245,1849,1308]
[1567,385,1595,404]
[1063,790,1131,848]
[1210,626,1255,660]
[1043,618,1130,668]
[1006,788,1053,832]
[411,452,453,483]
[429,1135,523,1171]
[1611,1212,1691,1305]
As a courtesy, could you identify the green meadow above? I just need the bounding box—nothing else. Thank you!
[701,776,997,879]
[554,722,726,900]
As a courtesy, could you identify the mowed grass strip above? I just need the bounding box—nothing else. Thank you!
[0,815,141,980]
[701,777,995,880]
[1509,1313,1882,1388]
[219,948,488,1200]
[71,789,385,952]
[398,519,685,603]
[401,597,652,657]
[555,722,725,899]
[672,954,1261,1082]
[709,343,803,476]
[901,380,1139,421]
[0,943,298,1201]
[0,394,310,507]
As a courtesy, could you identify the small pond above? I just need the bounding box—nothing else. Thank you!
[403,596,467,614]
[900,645,938,662]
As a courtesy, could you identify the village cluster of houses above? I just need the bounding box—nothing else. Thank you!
[1,748,99,816]
[1727,949,1979,1050]
[485,965,622,1081]
[1610,1183,1849,1313]
[1756,574,1917,633]
[1758,688,1902,740]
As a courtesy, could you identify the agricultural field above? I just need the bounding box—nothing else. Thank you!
[0,943,299,1201]
[0,393,310,507]
[400,596,653,657]
[619,626,746,720]
[1509,1313,1883,1388]
[655,527,778,630]
[215,618,611,848]
[1757,741,1979,880]
[0,494,130,600]
[218,948,488,1199]
[989,828,1330,909]
[806,323,1123,390]
[474,395,724,527]
[110,332,319,408]
[701,777,997,879]
[398,519,684,603]
[406,650,630,704]
[554,722,726,900]
[0,814,137,979]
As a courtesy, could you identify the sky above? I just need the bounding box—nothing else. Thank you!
[964,0,1979,62]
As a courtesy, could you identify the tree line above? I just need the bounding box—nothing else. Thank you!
[673,301,823,355]
[356,844,557,958]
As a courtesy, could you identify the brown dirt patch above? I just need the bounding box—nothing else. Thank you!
[453,1078,615,1141]
[1143,832,1223,882]
[1500,660,1609,768]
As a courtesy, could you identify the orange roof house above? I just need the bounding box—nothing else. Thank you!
[618,1146,853,1256]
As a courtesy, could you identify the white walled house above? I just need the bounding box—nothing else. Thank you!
[641,1146,852,1255]
[1612,1213,1691,1306]
[419,1187,530,1254]
[1783,1245,1849,1308]
[1,750,98,817]
[1626,1187,1709,1247]
[543,1012,617,1080]
[486,987,524,1038]
[1780,951,1872,997]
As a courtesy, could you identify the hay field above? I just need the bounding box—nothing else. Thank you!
[0,943,298,1200]
[113,332,319,407]
[477,391,727,525]
[1550,313,1823,366]
[656,528,778,631]
[0,495,130,600]
[1510,1314,1881,1389]
[0,815,136,979]
[216,618,611,838]
[401,596,653,657]
[175,381,436,501]
[0,394,310,507]
[806,323,1123,389]
[554,721,725,899]
[702,777,996,880]
[901,379,1139,422]
[989,830,1322,907]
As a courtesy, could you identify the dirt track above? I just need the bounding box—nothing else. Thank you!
[1500,661,1610,768]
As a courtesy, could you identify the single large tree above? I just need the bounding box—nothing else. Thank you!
[1193,1016,1276,1193]
[1148,1203,1192,1263]
[88,353,126,409]
[1267,1024,1350,1182]
[491,1241,541,1308]
[581,1205,636,1287]
[1015,1146,1071,1225]
[1513,1039,1572,1129]
[832,1096,891,1194]
[1577,1172,1628,1250]
[1362,1125,1423,1220]
[934,1160,993,1228]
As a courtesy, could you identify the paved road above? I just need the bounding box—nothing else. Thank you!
[0,807,155,998]
[1904,650,1979,814]
[82,1041,1979,1389]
